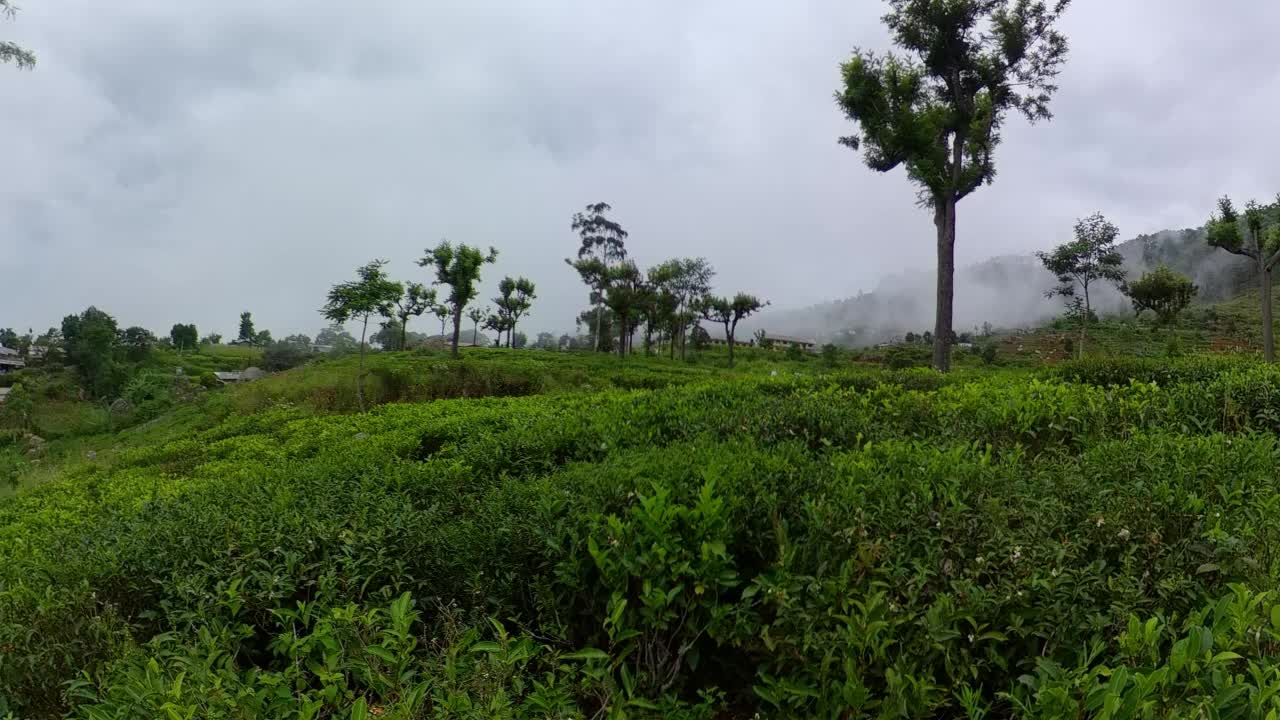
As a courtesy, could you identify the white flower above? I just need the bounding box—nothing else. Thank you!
[975,556,985,564]
[1117,528,1131,541]
[1011,546,1022,562]
[1095,517,1105,527]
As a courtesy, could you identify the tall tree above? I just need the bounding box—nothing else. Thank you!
[483,312,509,348]
[651,258,715,360]
[238,312,255,344]
[387,282,436,351]
[1,1,35,69]
[62,307,124,398]
[1126,265,1198,326]
[320,260,403,413]
[432,304,450,340]
[836,0,1072,371]
[418,241,498,358]
[1036,212,1125,359]
[1206,196,1280,361]
[699,293,768,368]
[569,202,628,352]
[467,306,488,346]
[493,276,537,348]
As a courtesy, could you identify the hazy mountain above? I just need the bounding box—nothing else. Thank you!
[758,227,1252,347]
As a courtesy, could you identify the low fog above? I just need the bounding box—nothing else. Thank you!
[760,227,1253,346]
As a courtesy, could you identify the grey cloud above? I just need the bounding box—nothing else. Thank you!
[3,1,1280,341]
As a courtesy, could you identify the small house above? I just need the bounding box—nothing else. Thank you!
[0,346,24,374]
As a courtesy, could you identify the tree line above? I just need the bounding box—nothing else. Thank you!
[565,202,767,367]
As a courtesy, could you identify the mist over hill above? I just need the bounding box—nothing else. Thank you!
[759,227,1253,347]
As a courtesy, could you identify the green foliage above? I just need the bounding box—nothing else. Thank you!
[820,343,840,367]
[1127,264,1199,324]
[0,381,32,429]
[699,292,767,367]
[18,354,1280,716]
[168,323,199,352]
[978,342,998,365]
[61,306,126,398]
[0,0,36,69]
[322,260,405,412]
[237,312,255,343]
[419,241,499,357]
[494,276,537,348]
[883,343,929,369]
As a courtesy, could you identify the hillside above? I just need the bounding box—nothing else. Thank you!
[764,225,1253,346]
[6,349,1280,717]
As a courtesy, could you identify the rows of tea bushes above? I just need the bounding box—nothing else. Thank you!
[6,359,1280,717]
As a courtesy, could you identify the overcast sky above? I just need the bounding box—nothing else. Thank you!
[3,1,1280,339]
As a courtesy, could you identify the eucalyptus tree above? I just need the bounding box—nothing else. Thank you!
[493,276,537,348]
[568,202,628,351]
[387,282,436,351]
[836,0,1072,370]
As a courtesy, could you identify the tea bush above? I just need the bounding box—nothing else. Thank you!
[7,355,1280,717]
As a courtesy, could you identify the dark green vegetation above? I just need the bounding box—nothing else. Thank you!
[6,348,1280,718]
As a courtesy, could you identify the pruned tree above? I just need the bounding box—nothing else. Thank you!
[386,282,436,351]
[1,1,35,70]
[467,306,489,347]
[1036,212,1125,358]
[699,293,768,367]
[493,276,537,348]
[1126,265,1199,326]
[1206,196,1280,361]
[320,260,403,412]
[836,0,1072,371]
[568,203,628,352]
[432,304,450,340]
[418,241,498,357]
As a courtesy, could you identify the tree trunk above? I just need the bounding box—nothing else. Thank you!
[932,196,956,372]
[725,320,735,368]
[1264,261,1275,362]
[450,307,462,358]
[1080,284,1090,360]
[472,322,478,346]
[357,315,368,413]
[400,317,407,351]
[618,312,628,359]
[594,303,603,353]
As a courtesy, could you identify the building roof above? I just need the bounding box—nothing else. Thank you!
[0,345,17,357]
[0,357,24,367]
[766,334,817,345]
[213,371,242,382]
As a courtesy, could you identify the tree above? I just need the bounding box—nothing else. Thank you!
[0,328,16,349]
[121,326,157,362]
[1126,265,1198,326]
[432,305,451,340]
[1206,196,1280,361]
[169,323,198,352]
[467,306,488,346]
[558,333,573,350]
[282,334,312,348]
[836,0,1072,371]
[321,260,403,412]
[62,307,125,398]
[569,203,628,352]
[1036,212,1125,358]
[699,293,768,367]
[512,331,528,349]
[602,261,646,358]
[418,241,498,358]
[1,1,35,70]
[238,312,256,344]
[493,276,536,348]
[651,258,714,360]
[387,282,436,351]
[254,329,273,346]
[201,333,222,346]
[534,332,557,350]
[316,325,358,352]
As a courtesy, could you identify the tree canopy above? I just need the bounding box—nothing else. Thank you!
[837,0,1071,370]
[1037,212,1125,358]
[1126,265,1198,325]
[321,260,403,412]
[418,241,498,357]
[1,1,35,69]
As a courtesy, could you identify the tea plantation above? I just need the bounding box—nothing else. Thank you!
[6,351,1280,718]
